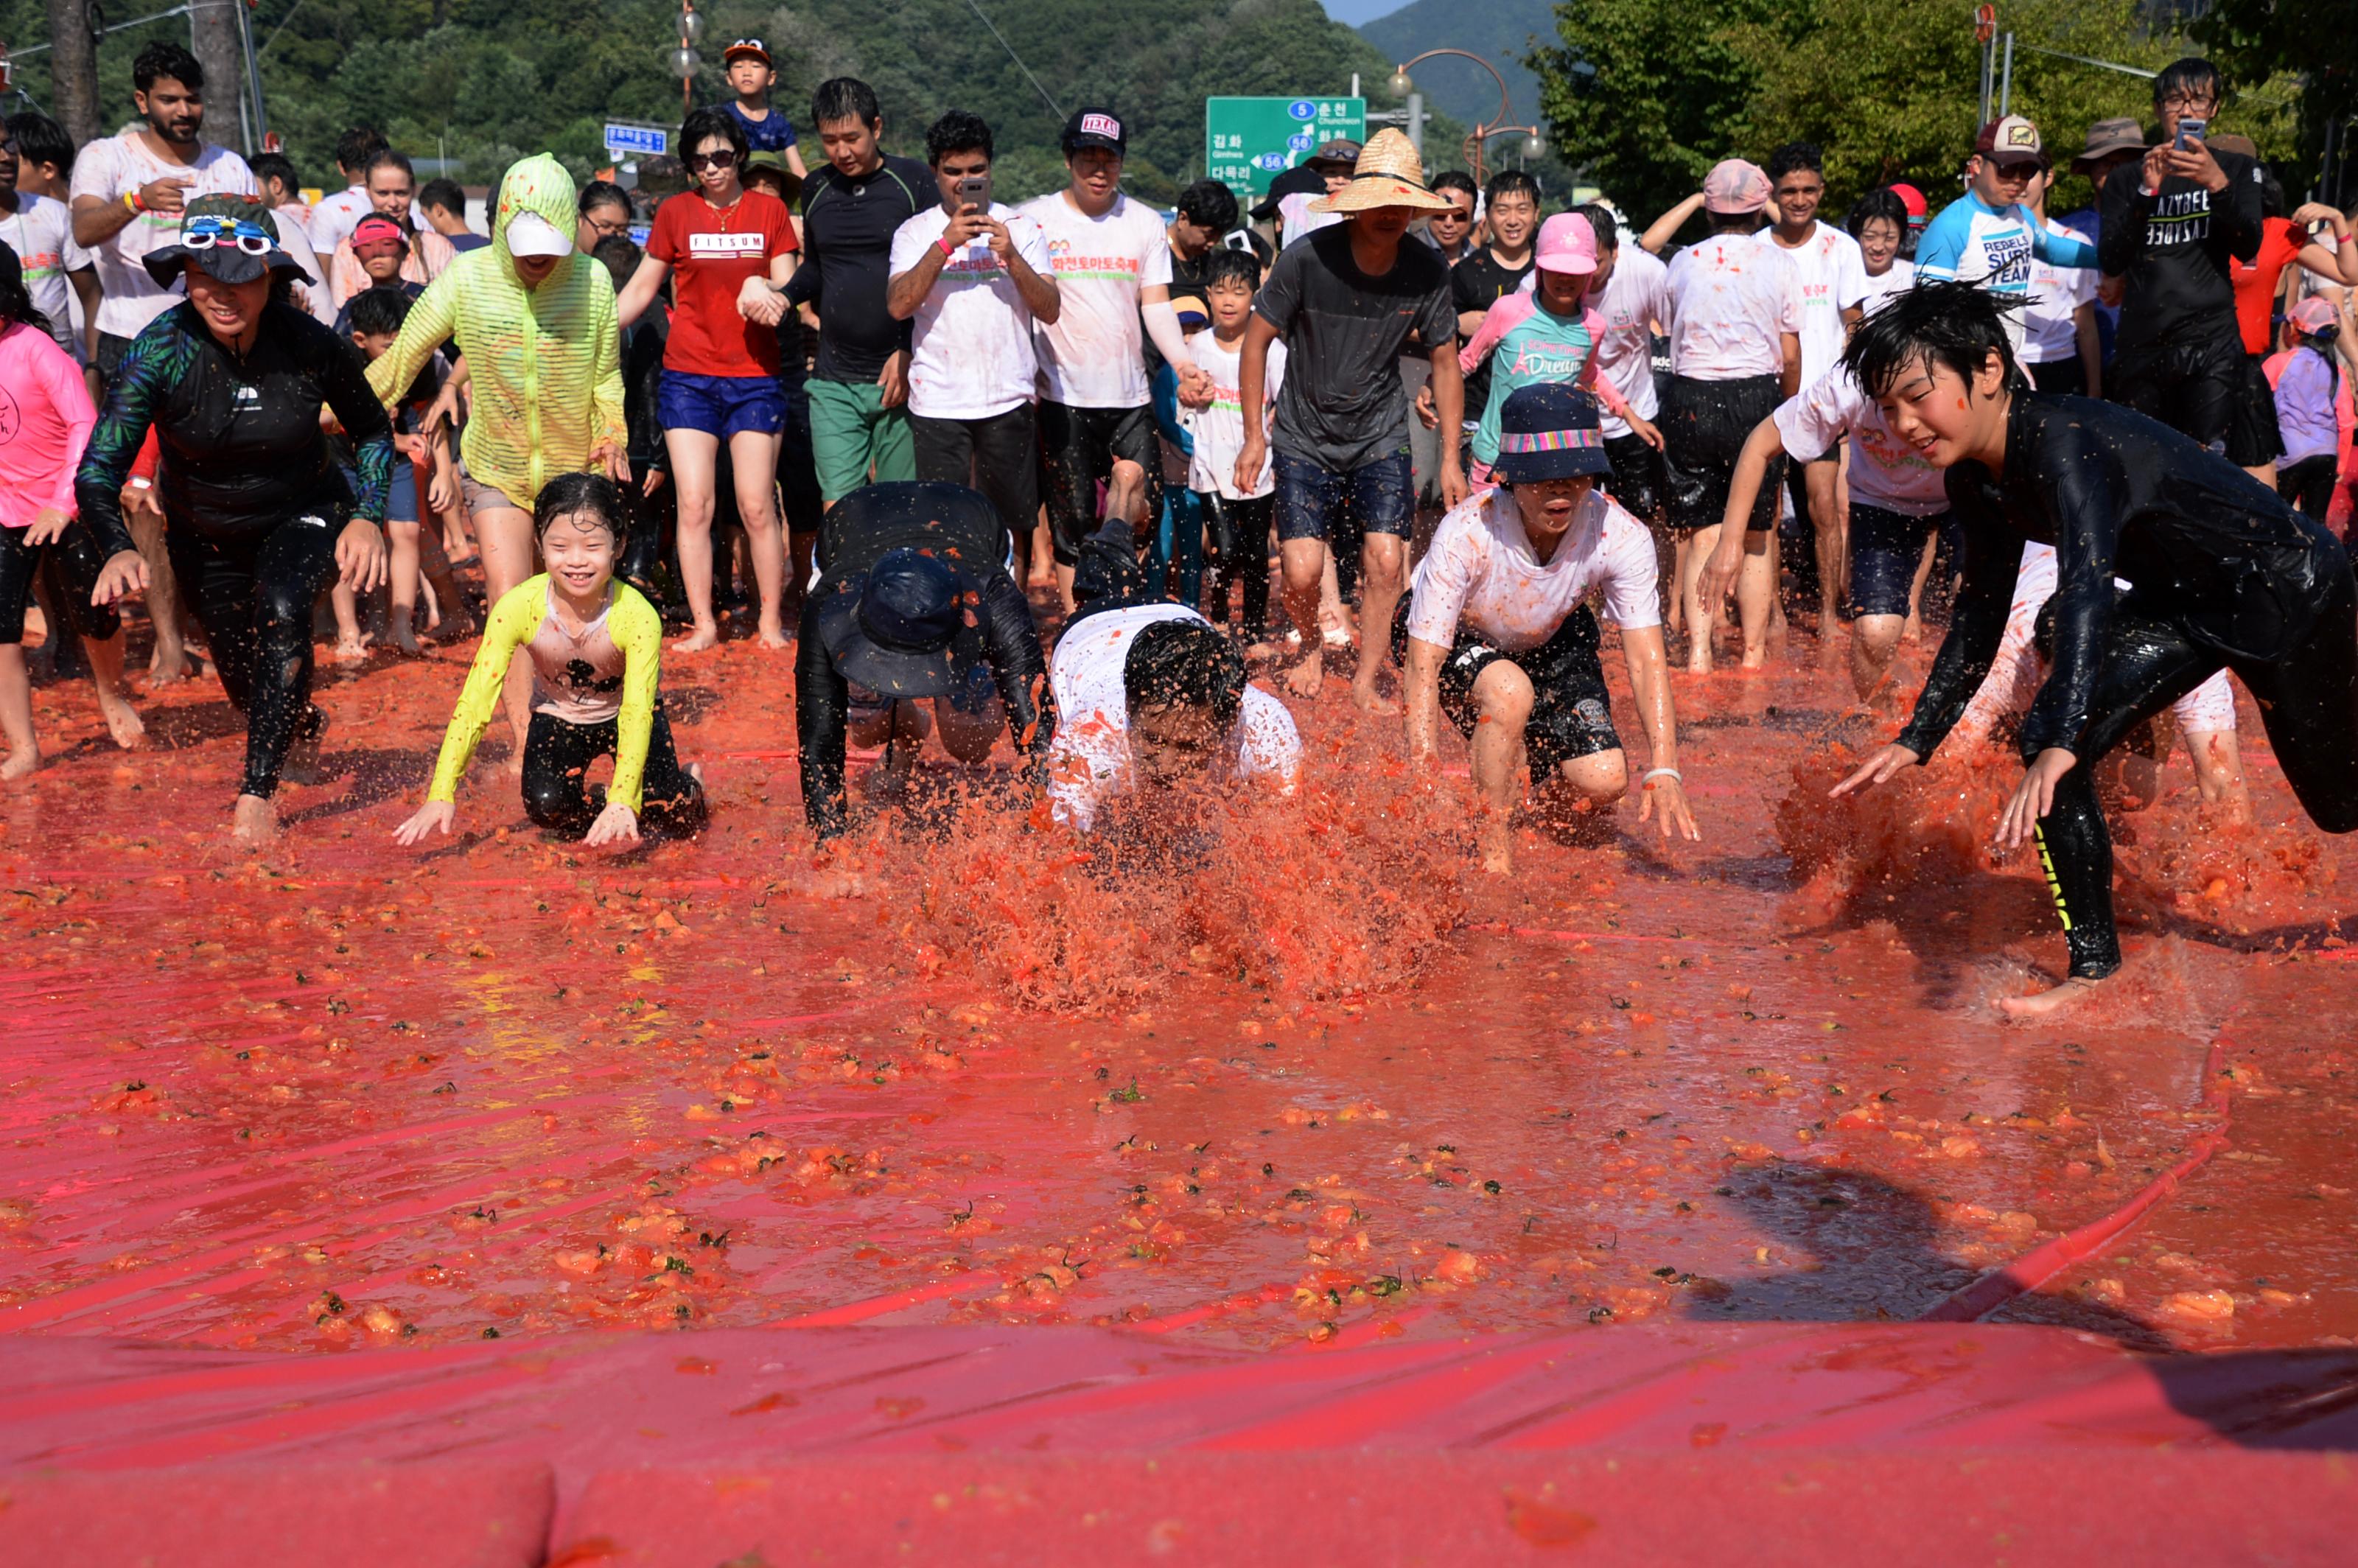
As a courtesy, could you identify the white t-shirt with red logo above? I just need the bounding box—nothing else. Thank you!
[889,202,1054,421]
[2022,218,2096,365]
[1754,221,1868,384]
[1185,332,1287,498]
[1017,191,1172,409]
[1407,486,1661,653]
[1586,242,1670,437]
[1663,232,1801,381]
[0,194,91,358]
[1771,364,1948,517]
[68,133,257,339]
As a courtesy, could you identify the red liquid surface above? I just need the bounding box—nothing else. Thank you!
[4,623,2354,1359]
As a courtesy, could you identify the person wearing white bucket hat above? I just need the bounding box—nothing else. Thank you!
[1234,128,1467,712]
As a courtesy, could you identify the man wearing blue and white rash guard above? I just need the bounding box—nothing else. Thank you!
[1915,117,2097,354]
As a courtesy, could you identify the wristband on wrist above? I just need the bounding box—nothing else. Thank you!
[1642,767,1683,785]
[937,235,956,258]
[124,190,144,214]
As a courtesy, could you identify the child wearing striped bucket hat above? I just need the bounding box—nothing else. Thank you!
[1233,127,1469,711]
[1396,382,1699,873]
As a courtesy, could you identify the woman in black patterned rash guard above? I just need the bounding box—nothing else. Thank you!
[79,197,392,846]
[1833,283,2358,1019]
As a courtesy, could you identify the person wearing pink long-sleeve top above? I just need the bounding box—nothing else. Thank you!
[0,252,144,776]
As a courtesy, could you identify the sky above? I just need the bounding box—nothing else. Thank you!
[1322,0,1412,24]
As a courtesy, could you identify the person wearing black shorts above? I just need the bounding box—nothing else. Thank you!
[1836,282,2358,1020]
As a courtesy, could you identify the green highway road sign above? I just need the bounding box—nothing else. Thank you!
[1206,96,1368,200]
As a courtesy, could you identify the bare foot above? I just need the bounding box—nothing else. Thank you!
[1,746,39,781]
[1996,974,2105,1020]
[390,626,425,658]
[331,633,372,664]
[1351,679,1401,716]
[1739,648,1768,671]
[282,711,329,786]
[1321,625,1354,651]
[231,792,278,845]
[1900,614,1924,645]
[1279,648,1325,699]
[1684,657,1713,676]
[147,647,197,687]
[99,693,146,750]
[672,623,721,654]
[1242,637,1282,661]
[756,622,792,651]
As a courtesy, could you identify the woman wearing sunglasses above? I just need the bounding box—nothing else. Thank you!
[75,195,396,845]
[613,107,802,654]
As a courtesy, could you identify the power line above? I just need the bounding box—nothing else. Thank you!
[959,0,1063,122]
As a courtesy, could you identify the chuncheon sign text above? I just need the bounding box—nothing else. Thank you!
[1205,97,1368,201]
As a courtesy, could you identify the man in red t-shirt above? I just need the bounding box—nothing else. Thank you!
[615,108,802,652]
[2217,136,2354,484]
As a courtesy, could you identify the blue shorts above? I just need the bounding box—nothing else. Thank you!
[343,461,418,523]
[658,369,788,440]
[1273,447,1414,545]
[1846,503,1945,619]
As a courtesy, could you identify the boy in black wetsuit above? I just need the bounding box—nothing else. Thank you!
[1832,282,2358,1018]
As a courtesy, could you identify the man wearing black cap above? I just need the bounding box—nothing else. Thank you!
[795,480,1055,838]
[1399,384,1697,874]
[1018,109,1205,611]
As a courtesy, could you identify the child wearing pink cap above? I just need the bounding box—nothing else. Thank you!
[1456,213,1662,486]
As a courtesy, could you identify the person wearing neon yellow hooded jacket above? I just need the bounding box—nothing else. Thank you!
[368,153,629,760]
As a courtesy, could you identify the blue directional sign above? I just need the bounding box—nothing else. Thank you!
[604,123,669,158]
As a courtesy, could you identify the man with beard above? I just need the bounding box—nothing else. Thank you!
[68,42,256,388]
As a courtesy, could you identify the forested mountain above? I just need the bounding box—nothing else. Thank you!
[1356,0,1555,134]
[1,0,1463,202]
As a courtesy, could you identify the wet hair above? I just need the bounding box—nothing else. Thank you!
[1175,177,1239,234]
[347,286,413,338]
[249,152,301,197]
[1575,201,1619,251]
[0,241,41,329]
[364,148,414,186]
[579,178,632,218]
[680,106,749,166]
[2259,169,2286,221]
[1432,169,1478,205]
[1846,186,1910,242]
[2152,57,2225,108]
[591,233,643,290]
[6,112,74,177]
[1766,141,1823,183]
[418,177,467,218]
[926,110,993,167]
[811,77,882,130]
[1202,245,1259,293]
[1122,618,1245,732]
[335,127,388,174]
[133,42,203,95]
[1484,169,1539,209]
[532,472,629,541]
[1842,279,2026,399]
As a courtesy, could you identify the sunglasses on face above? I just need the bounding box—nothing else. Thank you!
[185,217,273,254]
[689,149,738,171]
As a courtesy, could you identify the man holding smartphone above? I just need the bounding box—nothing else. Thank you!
[2097,56,2264,457]
[886,111,1060,569]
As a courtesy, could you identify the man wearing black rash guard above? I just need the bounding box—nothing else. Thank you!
[1834,283,2358,1018]
[81,197,393,845]
[795,480,1053,838]
[2097,57,2264,456]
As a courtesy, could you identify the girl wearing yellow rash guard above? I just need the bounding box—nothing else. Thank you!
[395,474,705,847]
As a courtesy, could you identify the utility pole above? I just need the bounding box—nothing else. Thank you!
[42,0,100,145]
[190,0,246,153]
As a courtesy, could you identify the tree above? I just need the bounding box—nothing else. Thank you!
[41,0,100,145]
[191,0,247,154]
[2195,0,2358,203]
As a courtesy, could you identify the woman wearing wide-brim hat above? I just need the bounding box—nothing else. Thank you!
[1228,128,1469,713]
[76,193,396,846]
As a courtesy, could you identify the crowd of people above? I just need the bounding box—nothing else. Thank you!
[4,40,2358,1018]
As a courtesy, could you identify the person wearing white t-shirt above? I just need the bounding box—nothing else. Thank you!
[68,42,256,382]
[1400,384,1698,875]
[886,111,1060,573]
[1660,159,1802,671]
[0,119,98,361]
[1186,249,1287,645]
[1018,108,1204,611]
[1048,513,1301,833]
[2021,168,2102,399]
[1700,362,1950,697]
[1757,143,1869,631]
[1846,187,1917,321]
[1576,203,1671,521]
[306,127,402,258]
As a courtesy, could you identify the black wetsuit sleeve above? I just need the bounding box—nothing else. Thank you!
[784,266,818,307]
[1895,508,2016,760]
[2017,420,2124,757]
[320,332,397,525]
[980,574,1054,767]
[2214,155,2264,265]
[1069,516,1148,609]
[2096,167,2147,276]
[73,323,179,559]
[796,590,853,839]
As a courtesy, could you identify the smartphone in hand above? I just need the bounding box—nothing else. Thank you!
[957,175,989,212]
[2174,116,2207,151]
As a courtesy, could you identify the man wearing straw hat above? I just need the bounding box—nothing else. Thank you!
[1235,128,1466,712]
